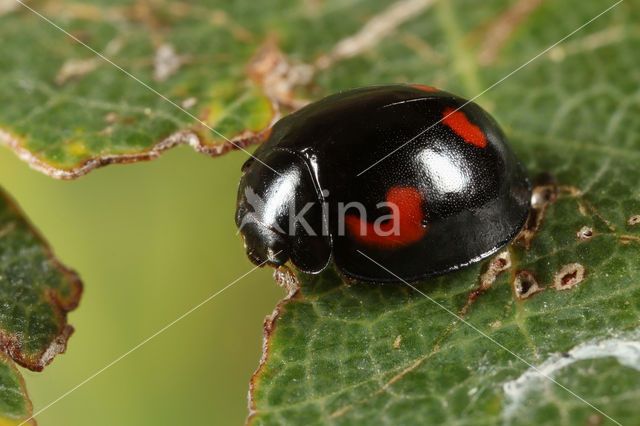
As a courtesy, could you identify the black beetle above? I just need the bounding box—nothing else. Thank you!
[235,84,531,283]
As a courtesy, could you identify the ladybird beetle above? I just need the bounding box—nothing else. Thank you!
[235,84,531,283]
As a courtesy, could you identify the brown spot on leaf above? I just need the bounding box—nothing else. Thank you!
[515,173,557,249]
[552,263,586,291]
[314,0,437,70]
[587,413,603,425]
[209,10,254,42]
[181,97,198,109]
[70,30,92,44]
[127,0,173,29]
[531,173,558,207]
[55,58,101,85]
[97,125,114,136]
[513,270,543,300]
[247,38,313,110]
[479,250,511,289]
[0,0,19,16]
[330,405,352,419]
[577,201,588,216]
[577,226,594,241]
[460,250,511,316]
[393,335,402,349]
[620,234,640,244]
[477,0,545,66]
[627,215,640,226]
[55,37,124,85]
[153,43,190,82]
[549,26,624,63]
[104,112,119,123]
[489,320,502,329]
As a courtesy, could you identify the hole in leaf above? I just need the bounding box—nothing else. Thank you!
[515,173,557,249]
[513,270,543,300]
[479,250,511,291]
[576,226,594,241]
[553,263,586,291]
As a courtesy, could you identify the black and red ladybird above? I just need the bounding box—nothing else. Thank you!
[235,84,531,283]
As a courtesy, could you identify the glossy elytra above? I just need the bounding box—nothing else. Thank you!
[235,84,531,283]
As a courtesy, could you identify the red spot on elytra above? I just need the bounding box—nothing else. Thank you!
[410,84,439,93]
[442,107,487,148]
[345,186,428,249]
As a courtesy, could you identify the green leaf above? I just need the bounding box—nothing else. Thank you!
[249,0,640,425]
[0,188,82,372]
[0,0,276,179]
[0,352,35,426]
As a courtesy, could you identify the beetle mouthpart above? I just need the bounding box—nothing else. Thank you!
[266,247,288,266]
[246,248,287,268]
[237,208,290,268]
[245,243,289,268]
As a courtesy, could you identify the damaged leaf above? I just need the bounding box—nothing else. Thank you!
[0,188,82,371]
[0,0,277,179]
[250,0,640,424]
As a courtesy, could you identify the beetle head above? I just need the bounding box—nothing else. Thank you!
[235,150,331,273]
[235,186,291,267]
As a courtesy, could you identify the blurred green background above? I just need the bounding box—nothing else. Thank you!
[0,145,283,425]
